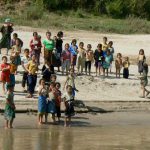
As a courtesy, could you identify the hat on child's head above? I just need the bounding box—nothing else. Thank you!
[5,18,11,23]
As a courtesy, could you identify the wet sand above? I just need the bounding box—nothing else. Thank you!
[1,112,150,150]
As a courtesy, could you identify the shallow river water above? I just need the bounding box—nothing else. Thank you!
[1,112,150,150]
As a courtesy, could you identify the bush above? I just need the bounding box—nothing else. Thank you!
[24,0,44,20]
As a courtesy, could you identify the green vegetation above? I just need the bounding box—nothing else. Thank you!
[0,0,150,34]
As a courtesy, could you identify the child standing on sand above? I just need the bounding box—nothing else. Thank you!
[139,63,150,98]
[21,49,31,92]
[62,85,75,127]
[38,79,48,125]
[94,44,104,76]
[64,68,78,97]
[26,55,38,98]
[69,39,78,71]
[61,43,71,75]
[102,37,108,56]
[76,42,86,75]
[0,56,10,94]
[108,41,114,73]
[138,49,146,75]
[4,84,15,129]
[103,49,112,77]
[123,57,130,79]
[85,44,94,76]
[115,53,122,78]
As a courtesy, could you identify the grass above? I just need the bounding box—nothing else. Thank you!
[0,8,150,34]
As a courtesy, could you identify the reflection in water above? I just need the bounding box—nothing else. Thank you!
[3,130,14,150]
[1,126,150,150]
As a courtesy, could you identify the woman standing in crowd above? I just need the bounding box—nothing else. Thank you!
[43,31,55,65]
[55,31,63,72]
[0,18,14,55]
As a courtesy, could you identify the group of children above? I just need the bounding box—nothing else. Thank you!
[0,28,149,128]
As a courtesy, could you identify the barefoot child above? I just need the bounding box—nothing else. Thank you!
[62,85,75,127]
[21,49,31,92]
[76,42,86,75]
[94,44,104,76]
[55,82,62,122]
[103,49,112,77]
[139,63,150,98]
[26,55,38,98]
[102,37,108,56]
[123,57,130,79]
[61,43,71,75]
[64,68,78,97]
[38,79,48,124]
[69,39,78,71]
[138,49,146,75]
[47,82,56,123]
[4,84,15,129]
[0,56,10,94]
[85,44,94,76]
[115,53,122,78]
[108,41,115,73]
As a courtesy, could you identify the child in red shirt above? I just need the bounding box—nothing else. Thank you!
[0,56,10,93]
[55,82,62,122]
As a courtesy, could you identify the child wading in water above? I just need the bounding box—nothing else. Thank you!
[139,63,150,98]
[123,57,130,79]
[115,53,122,78]
[62,85,75,127]
[38,79,48,125]
[4,84,15,129]
[138,49,146,75]
[94,44,104,76]
[85,44,94,76]
[0,56,10,94]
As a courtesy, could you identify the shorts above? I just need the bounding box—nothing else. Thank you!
[95,61,102,68]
